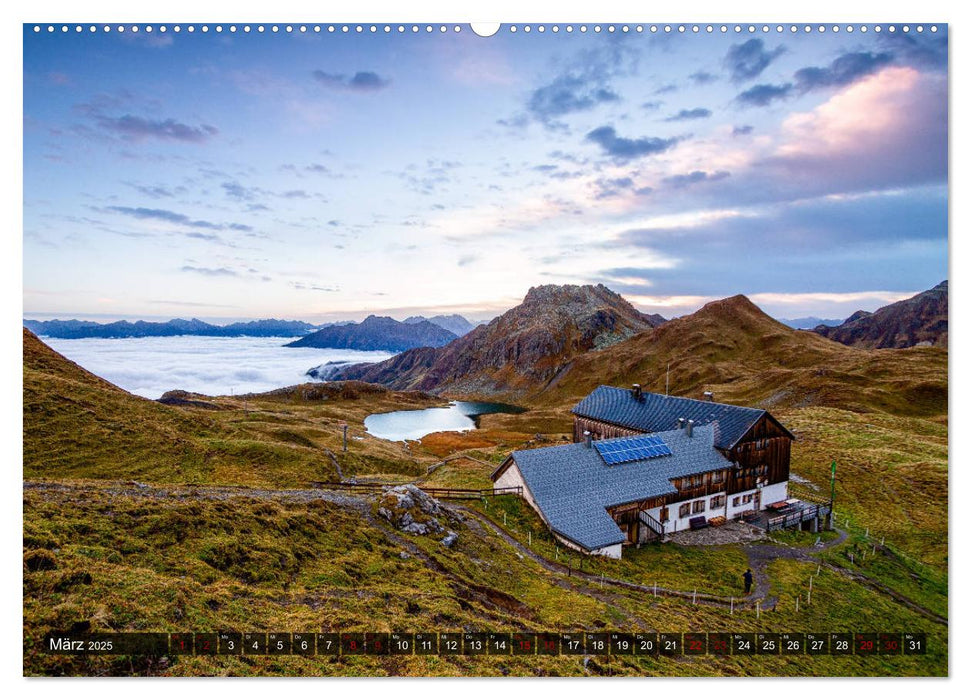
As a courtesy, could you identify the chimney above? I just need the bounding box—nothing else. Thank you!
[677,417,685,430]
[703,391,714,402]
[583,430,592,448]
[686,419,694,438]
[631,383,642,400]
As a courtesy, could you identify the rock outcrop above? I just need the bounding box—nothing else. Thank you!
[376,485,462,546]
[329,284,664,397]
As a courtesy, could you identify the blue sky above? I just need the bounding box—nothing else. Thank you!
[23,24,948,322]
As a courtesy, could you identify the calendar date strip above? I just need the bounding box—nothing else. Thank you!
[42,631,926,656]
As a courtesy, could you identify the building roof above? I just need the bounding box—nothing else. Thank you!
[571,385,793,449]
[505,424,733,551]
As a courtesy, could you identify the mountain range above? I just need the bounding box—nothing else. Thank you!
[322,282,946,417]
[813,281,948,349]
[778,316,844,330]
[403,314,480,337]
[23,313,480,347]
[326,284,665,396]
[286,314,458,352]
[22,317,318,339]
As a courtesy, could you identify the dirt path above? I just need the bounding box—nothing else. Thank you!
[742,530,849,606]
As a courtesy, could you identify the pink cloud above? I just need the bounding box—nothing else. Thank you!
[764,66,947,192]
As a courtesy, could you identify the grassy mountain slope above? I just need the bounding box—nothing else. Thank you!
[532,295,947,419]
[23,329,438,486]
[24,483,946,677]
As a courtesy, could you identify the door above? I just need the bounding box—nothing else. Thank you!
[659,506,669,522]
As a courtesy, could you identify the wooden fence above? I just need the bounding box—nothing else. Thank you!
[310,482,522,500]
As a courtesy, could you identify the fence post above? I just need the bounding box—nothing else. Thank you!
[693,589,697,605]
[654,582,657,598]
[795,596,799,613]
[730,597,734,615]
[756,601,761,619]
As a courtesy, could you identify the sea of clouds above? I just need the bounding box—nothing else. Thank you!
[40,335,394,399]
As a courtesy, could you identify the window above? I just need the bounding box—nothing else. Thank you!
[692,499,705,514]
[757,464,768,476]
[710,495,725,509]
[712,470,724,484]
[679,503,691,518]
[742,493,754,504]
[732,496,741,507]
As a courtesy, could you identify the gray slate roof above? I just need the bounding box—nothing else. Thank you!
[508,424,732,551]
[572,385,788,450]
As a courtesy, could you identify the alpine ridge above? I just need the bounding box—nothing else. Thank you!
[328,284,663,396]
[813,281,948,349]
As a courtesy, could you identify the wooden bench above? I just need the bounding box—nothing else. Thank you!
[689,516,709,530]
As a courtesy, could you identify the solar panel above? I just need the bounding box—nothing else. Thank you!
[594,434,672,465]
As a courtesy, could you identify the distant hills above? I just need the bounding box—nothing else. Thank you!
[404,314,479,337]
[813,281,948,349]
[328,284,664,396]
[23,312,480,346]
[23,317,318,339]
[286,314,458,352]
[778,316,844,330]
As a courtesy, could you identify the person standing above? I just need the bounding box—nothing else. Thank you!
[743,568,753,594]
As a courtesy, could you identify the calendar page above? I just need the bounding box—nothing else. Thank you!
[22,17,948,680]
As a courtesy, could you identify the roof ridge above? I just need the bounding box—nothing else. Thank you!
[599,384,763,413]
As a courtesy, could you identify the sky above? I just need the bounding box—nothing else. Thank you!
[23,23,948,323]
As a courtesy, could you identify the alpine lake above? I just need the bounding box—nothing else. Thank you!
[364,401,525,441]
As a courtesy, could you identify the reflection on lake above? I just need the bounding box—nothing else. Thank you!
[364,401,525,442]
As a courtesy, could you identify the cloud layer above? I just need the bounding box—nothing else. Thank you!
[40,335,393,399]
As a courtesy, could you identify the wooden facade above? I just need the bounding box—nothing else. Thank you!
[573,416,640,443]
